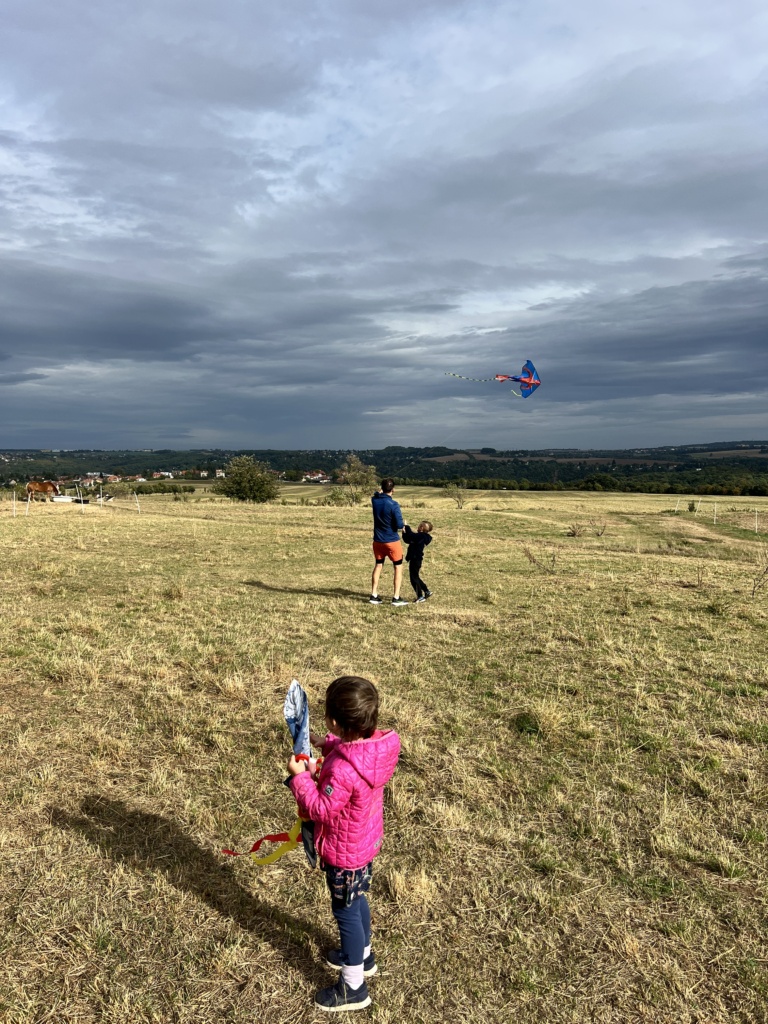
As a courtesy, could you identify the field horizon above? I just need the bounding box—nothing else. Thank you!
[4,440,768,500]
[1,487,767,1022]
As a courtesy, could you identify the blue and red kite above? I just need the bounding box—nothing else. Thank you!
[445,359,541,398]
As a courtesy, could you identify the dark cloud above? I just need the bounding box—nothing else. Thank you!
[0,0,766,448]
[0,259,227,361]
[0,372,48,385]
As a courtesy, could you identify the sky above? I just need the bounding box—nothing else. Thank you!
[1,0,767,451]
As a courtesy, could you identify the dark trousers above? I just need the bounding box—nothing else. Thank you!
[331,894,371,966]
[408,560,428,597]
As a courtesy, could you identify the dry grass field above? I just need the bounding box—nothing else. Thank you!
[1,487,767,1023]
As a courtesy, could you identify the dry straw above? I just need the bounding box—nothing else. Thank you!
[0,488,766,1022]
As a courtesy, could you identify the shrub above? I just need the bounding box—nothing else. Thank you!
[442,481,467,508]
[321,487,356,507]
[213,456,279,503]
[133,482,197,496]
[337,456,378,502]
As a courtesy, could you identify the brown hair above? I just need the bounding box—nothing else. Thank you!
[325,676,379,740]
[417,520,433,533]
[380,478,395,493]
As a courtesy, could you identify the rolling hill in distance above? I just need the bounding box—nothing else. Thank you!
[3,442,768,495]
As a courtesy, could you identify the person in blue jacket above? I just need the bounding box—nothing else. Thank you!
[369,479,408,606]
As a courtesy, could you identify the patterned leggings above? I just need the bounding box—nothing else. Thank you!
[325,862,373,966]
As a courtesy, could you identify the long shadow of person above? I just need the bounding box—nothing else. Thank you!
[244,580,363,599]
[50,794,331,986]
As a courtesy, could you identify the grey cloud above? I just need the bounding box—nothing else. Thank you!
[0,372,48,385]
[0,0,766,448]
[0,259,228,362]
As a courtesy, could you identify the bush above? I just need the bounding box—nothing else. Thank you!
[212,457,280,503]
[321,487,357,506]
[337,456,378,502]
[133,482,196,496]
[442,481,467,508]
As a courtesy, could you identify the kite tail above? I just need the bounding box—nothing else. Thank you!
[222,817,303,866]
[221,756,321,867]
[444,372,496,382]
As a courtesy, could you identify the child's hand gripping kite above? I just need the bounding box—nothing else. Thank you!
[222,679,321,867]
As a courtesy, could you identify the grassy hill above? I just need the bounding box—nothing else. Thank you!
[1,488,767,1022]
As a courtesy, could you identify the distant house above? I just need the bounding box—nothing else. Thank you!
[199,471,209,478]
[152,472,164,479]
[215,469,226,478]
[302,471,331,484]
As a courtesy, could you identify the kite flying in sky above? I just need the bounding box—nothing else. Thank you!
[445,359,541,398]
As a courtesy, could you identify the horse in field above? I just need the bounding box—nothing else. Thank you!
[26,480,60,501]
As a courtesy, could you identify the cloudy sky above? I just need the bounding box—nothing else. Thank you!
[1,0,767,450]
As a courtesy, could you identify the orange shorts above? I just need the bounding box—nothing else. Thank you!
[373,541,403,564]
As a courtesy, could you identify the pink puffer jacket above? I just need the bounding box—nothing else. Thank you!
[290,729,400,870]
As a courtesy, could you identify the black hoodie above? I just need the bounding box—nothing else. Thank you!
[402,524,432,564]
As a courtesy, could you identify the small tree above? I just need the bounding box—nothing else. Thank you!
[213,456,279,503]
[322,486,356,507]
[338,455,378,503]
[442,481,467,509]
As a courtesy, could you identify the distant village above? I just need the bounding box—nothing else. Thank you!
[0,454,334,489]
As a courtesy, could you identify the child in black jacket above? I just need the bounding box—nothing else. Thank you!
[402,521,433,602]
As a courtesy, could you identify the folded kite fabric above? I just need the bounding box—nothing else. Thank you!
[283,678,311,758]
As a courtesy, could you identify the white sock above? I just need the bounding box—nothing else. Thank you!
[342,964,365,990]
[363,944,371,960]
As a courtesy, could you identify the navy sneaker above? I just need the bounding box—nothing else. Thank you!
[325,949,377,977]
[391,596,409,606]
[423,590,432,599]
[314,978,371,1012]
[369,594,382,604]
[415,595,427,603]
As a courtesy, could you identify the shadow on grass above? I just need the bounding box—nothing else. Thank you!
[244,580,365,600]
[50,794,331,985]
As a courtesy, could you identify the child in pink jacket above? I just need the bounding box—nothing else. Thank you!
[288,675,400,1013]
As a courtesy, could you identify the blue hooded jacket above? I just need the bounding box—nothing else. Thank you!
[371,491,404,543]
